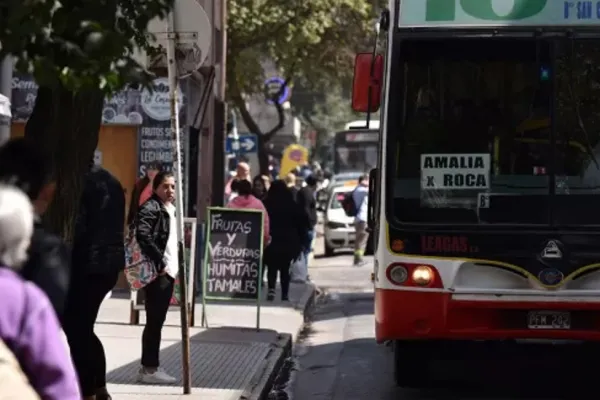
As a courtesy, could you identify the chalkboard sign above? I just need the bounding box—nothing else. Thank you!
[203,207,264,301]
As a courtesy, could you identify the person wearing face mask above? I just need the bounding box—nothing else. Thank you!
[134,171,179,384]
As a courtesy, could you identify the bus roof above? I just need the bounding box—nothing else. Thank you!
[344,120,380,130]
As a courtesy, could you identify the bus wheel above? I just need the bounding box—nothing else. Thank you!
[393,340,432,388]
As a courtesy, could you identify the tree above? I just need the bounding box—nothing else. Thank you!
[293,83,355,144]
[227,0,375,173]
[0,0,173,241]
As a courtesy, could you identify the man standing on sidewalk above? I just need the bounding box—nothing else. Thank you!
[352,175,369,266]
[297,175,318,270]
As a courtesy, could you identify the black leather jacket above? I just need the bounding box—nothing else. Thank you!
[135,194,170,273]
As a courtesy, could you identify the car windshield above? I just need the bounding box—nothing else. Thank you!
[330,191,348,209]
[335,146,377,173]
[334,131,378,173]
[389,37,600,226]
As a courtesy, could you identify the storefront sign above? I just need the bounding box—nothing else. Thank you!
[203,207,264,301]
[140,77,184,122]
[136,77,187,180]
[10,74,144,125]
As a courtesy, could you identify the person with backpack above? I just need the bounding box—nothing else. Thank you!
[350,175,369,266]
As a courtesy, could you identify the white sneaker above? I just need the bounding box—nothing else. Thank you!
[136,367,177,384]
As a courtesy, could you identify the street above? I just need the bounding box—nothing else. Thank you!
[286,235,595,400]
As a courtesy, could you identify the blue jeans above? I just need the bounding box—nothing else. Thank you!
[303,229,315,262]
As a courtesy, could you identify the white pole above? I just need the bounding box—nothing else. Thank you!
[165,10,192,394]
[0,57,13,145]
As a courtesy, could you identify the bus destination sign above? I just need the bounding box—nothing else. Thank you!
[399,0,600,28]
[345,132,378,143]
[420,153,490,190]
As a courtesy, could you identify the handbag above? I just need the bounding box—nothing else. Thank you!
[124,226,157,290]
[290,252,308,283]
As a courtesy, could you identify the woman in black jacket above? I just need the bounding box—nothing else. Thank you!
[135,171,178,384]
[263,180,310,301]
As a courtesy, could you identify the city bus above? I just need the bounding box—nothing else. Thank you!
[353,0,600,388]
[332,120,379,173]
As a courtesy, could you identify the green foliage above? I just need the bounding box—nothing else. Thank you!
[227,0,375,106]
[293,83,358,142]
[0,0,174,93]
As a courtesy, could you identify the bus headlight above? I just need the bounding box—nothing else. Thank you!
[411,266,433,286]
[389,265,408,284]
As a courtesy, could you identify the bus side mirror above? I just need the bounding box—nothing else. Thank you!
[367,167,378,231]
[352,53,384,113]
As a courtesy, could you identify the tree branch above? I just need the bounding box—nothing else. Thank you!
[263,67,296,141]
[229,66,263,136]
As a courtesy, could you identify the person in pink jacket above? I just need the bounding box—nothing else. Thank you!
[226,179,270,246]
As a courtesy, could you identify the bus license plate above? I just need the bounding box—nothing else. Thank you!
[527,311,571,330]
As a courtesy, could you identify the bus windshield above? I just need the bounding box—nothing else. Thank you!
[334,130,378,173]
[390,38,600,226]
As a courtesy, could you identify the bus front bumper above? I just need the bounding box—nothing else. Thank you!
[375,288,600,343]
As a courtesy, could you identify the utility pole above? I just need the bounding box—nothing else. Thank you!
[211,0,227,206]
[165,9,192,395]
[196,0,225,248]
[0,57,13,145]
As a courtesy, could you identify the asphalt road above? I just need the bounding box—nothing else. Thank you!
[287,235,596,400]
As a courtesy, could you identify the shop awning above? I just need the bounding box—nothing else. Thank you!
[0,94,10,118]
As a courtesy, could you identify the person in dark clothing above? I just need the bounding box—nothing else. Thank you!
[0,138,70,320]
[252,174,271,201]
[296,175,318,263]
[63,163,125,400]
[263,180,309,301]
[127,162,162,226]
[135,171,178,384]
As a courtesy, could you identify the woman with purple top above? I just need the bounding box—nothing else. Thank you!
[0,184,80,399]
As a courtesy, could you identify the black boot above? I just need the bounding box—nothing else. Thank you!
[96,388,112,400]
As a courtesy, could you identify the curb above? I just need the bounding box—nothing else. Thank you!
[241,283,317,400]
[241,333,292,400]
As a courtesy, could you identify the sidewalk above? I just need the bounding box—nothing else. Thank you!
[97,282,315,400]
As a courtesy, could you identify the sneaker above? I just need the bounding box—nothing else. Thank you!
[266,289,276,301]
[137,367,177,384]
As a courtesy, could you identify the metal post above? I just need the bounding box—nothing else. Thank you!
[195,0,218,283]
[0,57,13,145]
[166,11,192,395]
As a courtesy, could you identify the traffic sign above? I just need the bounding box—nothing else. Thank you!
[226,134,258,154]
[264,77,291,105]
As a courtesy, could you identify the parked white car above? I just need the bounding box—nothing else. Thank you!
[322,186,356,257]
